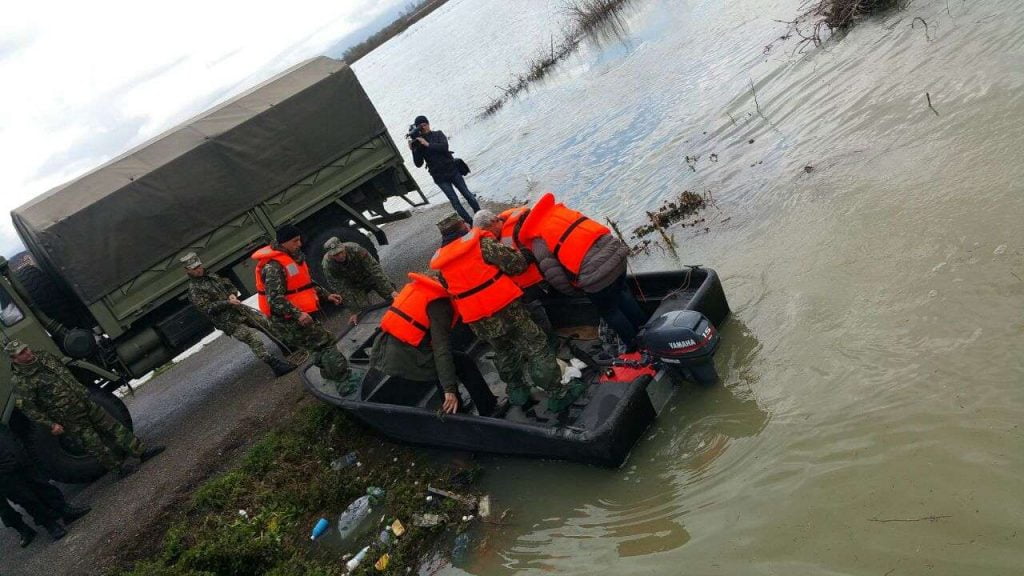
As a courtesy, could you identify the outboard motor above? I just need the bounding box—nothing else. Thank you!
[640,309,720,386]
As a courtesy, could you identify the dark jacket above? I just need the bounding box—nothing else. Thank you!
[531,234,629,295]
[411,130,459,181]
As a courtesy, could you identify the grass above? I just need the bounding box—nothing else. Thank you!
[111,402,479,576]
[481,0,638,117]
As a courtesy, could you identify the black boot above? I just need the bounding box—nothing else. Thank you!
[62,504,91,523]
[42,521,66,541]
[139,445,166,462]
[15,524,36,548]
[268,356,298,377]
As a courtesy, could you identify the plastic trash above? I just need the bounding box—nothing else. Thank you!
[330,451,359,471]
[452,532,470,563]
[310,517,329,540]
[391,519,406,537]
[337,495,375,547]
[346,546,370,571]
[374,553,390,571]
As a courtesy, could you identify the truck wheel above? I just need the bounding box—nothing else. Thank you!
[306,226,379,286]
[12,263,92,328]
[23,389,134,484]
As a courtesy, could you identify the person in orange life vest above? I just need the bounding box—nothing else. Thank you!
[252,224,357,391]
[429,214,586,413]
[516,192,648,349]
[472,208,554,336]
[368,272,498,416]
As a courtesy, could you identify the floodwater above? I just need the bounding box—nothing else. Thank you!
[351,0,1024,574]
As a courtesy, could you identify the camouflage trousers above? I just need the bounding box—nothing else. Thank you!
[469,301,563,401]
[269,316,349,382]
[60,401,144,471]
[217,310,276,364]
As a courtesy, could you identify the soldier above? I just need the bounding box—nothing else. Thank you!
[1,424,91,545]
[7,341,165,479]
[516,192,648,349]
[320,237,398,326]
[252,225,360,392]
[180,252,296,377]
[369,271,498,416]
[429,214,586,413]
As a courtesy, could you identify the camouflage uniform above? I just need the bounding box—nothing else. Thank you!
[320,241,395,317]
[12,351,144,471]
[262,247,349,382]
[448,236,563,404]
[187,273,276,364]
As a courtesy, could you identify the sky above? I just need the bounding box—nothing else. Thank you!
[0,0,413,257]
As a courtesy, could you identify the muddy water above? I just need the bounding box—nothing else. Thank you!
[352,0,1024,573]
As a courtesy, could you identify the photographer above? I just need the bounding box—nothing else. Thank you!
[408,115,480,224]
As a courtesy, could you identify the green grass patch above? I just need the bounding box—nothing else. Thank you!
[112,402,478,576]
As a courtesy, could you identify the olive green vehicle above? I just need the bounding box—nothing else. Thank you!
[0,57,426,482]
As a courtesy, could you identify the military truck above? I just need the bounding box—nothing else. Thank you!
[0,56,426,482]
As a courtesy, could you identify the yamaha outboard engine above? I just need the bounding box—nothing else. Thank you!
[640,309,720,386]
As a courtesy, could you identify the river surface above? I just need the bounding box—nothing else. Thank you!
[351,0,1024,574]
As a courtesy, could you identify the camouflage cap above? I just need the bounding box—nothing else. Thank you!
[179,251,203,269]
[4,339,28,356]
[436,213,466,235]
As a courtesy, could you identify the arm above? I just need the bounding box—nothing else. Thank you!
[480,237,527,276]
[532,238,576,295]
[262,262,304,319]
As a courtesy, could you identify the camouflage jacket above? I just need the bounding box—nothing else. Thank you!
[261,246,331,319]
[320,243,395,298]
[187,273,246,325]
[12,351,90,428]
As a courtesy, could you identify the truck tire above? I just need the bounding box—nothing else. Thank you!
[23,389,134,484]
[306,226,379,286]
[12,263,92,328]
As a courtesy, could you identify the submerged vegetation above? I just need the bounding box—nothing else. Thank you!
[113,403,480,576]
[481,0,637,117]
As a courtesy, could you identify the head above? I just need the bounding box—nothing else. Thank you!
[437,213,469,245]
[472,209,503,238]
[180,252,205,277]
[5,340,35,365]
[324,237,347,262]
[414,115,430,134]
[275,224,303,255]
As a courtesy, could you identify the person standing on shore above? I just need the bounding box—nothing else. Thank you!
[409,115,480,224]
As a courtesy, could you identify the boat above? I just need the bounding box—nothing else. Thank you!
[302,266,730,468]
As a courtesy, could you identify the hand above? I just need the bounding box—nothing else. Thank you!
[416,137,429,147]
[348,314,359,326]
[297,312,313,326]
[328,294,343,306]
[50,423,64,436]
[442,393,460,414]
[228,294,241,306]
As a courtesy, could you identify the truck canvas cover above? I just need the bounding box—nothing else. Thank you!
[11,57,385,303]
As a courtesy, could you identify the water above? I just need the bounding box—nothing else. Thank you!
[353,0,1024,574]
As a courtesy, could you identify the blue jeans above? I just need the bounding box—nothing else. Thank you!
[435,173,480,224]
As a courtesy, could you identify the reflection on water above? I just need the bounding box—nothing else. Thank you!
[355,0,1024,574]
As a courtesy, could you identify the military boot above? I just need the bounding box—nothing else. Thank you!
[62,504,92,523]
[269,356,298,377]
[15,523,37,548]
[546,379,589,414]
[140,445,166,462]
[42,521,67,541]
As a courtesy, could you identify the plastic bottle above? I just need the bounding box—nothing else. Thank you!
[337,495,374,547]
[345,545,370,571]
[310,517,329,540]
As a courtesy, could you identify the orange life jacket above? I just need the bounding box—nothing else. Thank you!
[380,273,456,347]
[498,207,544,289]
[252,245,319,317]
[517,192,610,275]
[429,229,523,323]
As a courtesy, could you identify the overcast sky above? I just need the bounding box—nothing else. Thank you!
[0,0,412,257]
